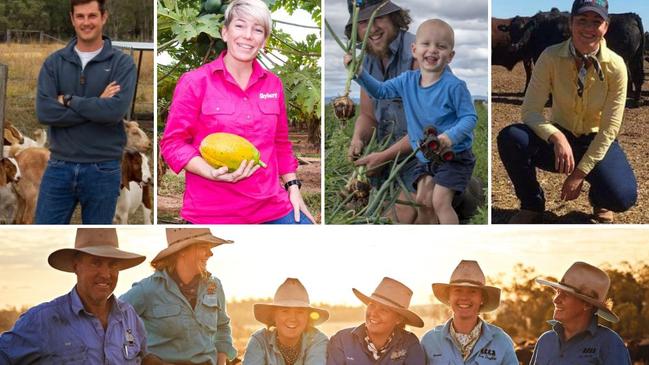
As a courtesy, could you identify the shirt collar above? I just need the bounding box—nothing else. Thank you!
[550,315,599,338]
[208,50,268,83]
[559,38,612,63]
[69,286,122,318]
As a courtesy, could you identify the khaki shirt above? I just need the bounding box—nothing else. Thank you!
[521,38,627,174]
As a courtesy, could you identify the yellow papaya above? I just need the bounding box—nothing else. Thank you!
[199,132,267,172]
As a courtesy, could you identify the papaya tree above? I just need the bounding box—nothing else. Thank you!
[157,0,321,145]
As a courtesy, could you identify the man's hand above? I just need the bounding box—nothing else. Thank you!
[343,53,362,74]
[561,169,586,201]
[348,137,365,161]
[549,131,574,175]
[354,151,388,176]
[100,81,121,98]
[57,95,64,105]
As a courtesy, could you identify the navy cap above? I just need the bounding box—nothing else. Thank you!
[571,0,608,20]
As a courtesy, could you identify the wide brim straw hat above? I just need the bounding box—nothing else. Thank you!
[254,278,329,326]
[151,228,232,265]
[345,0,403,28]
[353,277,424,328]
[48,228,145,272]
[536,261,618,323]
[432,260,501,312]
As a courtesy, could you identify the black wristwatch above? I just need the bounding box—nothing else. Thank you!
[63,94,73,107]
[284,179,302,190]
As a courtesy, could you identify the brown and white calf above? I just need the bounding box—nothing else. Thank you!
[113,150,152,224]
[12,148,50,224]
[124,120,150,152]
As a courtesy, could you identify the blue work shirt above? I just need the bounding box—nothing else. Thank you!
[120,270,237,364]
[421,318,518,365]
[243,327,328,365]
[356,66,477,163]
[326,324,425,364]
[0,287,146,364]
[530,318,631,365]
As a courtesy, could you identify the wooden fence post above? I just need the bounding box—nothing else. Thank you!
[0,64,7,159]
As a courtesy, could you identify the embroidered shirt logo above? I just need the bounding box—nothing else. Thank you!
[478,348,496,360]
[259,92,278,100]
[582,347,597,354]
[391,349,407,360]
[104,68,111,72]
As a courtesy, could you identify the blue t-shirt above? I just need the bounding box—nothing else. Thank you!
[356,66,477,163]
[530,318,631,365]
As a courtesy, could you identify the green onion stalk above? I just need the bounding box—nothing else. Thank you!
[325,0,388,121]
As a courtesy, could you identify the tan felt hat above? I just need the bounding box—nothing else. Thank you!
[48,228,145,272]
[536,261,618,323]
[254,278,329,326]
[353,277,424,328]
[433,260,501,312]
[151,228,232,265]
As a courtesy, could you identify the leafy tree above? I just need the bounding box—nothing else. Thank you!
[157,0,321,145]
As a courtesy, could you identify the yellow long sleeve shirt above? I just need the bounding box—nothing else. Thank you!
[521,38,627,174]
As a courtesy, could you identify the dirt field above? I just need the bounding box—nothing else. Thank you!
[491,62,649,224]
[157,132,322,223]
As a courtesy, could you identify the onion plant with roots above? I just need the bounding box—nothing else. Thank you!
[325,0,388,121]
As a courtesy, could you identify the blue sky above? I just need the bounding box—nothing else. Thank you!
[492,0,649,28]
[324,0,489,99]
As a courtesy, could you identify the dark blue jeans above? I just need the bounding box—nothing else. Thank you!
[35,159,121,224]
[497,124,637,212]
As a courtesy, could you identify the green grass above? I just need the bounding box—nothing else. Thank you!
[324,102,488,224]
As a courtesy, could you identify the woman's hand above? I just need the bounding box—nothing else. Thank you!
[288,186,315,223]
[209,160,259,183]
[561,169,586,201]
[549,131,574,174]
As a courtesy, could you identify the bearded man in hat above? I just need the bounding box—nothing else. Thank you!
[0,228,162,364]
[531,261,631,365]
[120,228,237,365]
[422,260,518,364]
[326,277,425,364]
[343,0,481,224]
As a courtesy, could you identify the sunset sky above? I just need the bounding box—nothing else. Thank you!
[0,226,647,309]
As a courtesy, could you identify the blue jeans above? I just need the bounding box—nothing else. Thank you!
[35,159,121,224]
[497,124,637,212]
[264,210,313,224]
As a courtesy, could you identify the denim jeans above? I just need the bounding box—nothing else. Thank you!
[35,159,121,224]
[263,210,313,224]
[497,124,637,212]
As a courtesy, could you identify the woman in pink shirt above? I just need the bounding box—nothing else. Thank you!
[161,0,315,224]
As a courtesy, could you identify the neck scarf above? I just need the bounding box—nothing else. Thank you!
[277,337,302,365]
[170,271,201,308]
[569,40,605,98]
[364,330,394,361]
[450,319,483,360]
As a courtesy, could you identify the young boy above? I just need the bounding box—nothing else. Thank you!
[345,19,477,224]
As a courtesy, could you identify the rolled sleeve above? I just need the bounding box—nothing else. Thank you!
[576,60,627,174]
[522,50,560,141]
[160,73,203,174]
[275,88,298,175]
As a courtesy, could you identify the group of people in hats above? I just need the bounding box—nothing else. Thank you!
[0,228,633,364]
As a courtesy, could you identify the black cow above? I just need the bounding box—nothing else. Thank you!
[492,16,532,93]
[511,11,645,107]
[628,339,649,365]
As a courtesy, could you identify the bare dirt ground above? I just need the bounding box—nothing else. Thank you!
[491,62,649,224]
[156,131,322,223]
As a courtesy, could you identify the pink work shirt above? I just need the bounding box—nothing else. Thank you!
[161,51,297,223]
